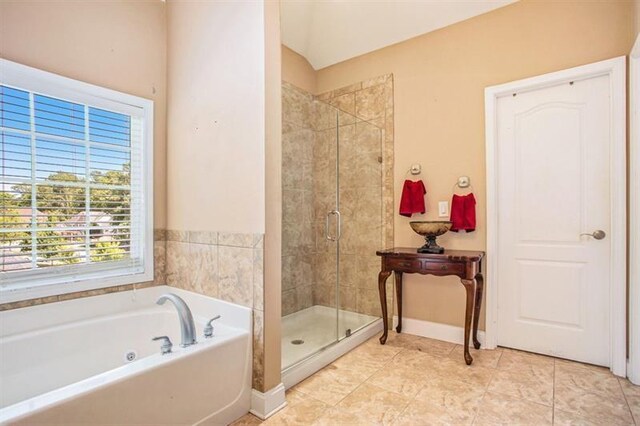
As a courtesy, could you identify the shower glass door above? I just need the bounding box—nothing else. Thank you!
[336,115,384,341]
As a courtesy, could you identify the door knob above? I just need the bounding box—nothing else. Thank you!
[581,230,606,240]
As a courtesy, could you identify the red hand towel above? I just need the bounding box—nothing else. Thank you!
[399,180,426,217]
[450,193,476,232]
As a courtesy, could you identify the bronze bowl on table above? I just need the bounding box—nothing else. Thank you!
[409,221,452,254]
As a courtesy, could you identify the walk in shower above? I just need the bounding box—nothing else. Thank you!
[281,81,390,371]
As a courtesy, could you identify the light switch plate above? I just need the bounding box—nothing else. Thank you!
[438,201,449,217]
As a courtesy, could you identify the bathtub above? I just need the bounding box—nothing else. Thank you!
[0,286,252,425]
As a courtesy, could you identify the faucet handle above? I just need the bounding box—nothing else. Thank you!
[203,315,221,338]
[152,336,173,355]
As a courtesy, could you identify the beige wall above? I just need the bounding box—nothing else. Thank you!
[166,0,265,234]
[166,0,274,392]
[315,0,635,328]
[0,0,167,229]
[264,0,283,392]
[635,0,640,37]
[282,45,317,94]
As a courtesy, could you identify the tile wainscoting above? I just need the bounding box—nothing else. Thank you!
[165,230,266,392]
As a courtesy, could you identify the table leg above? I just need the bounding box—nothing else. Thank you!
[378,270,392,344]
[461,278,477,365]
[473,273,484,350]
[394,271,403,333]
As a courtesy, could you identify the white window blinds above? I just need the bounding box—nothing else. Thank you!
[0,62,152,299]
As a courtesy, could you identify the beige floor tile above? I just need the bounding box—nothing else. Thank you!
[555,361,623,400]
[413,375,486,412]
[330,354,386,381]
[620,378,640,398]
[497,348,555,376]
[332,341,398,379]
[263,397,328,425]
[336,383,411,424]
[404,336,456,357]
[377,331,421,349]
[393,398,476,426]
[619,379,640,423]
[312,406,380,426]
[554,384,633,424]
[439,360,496,388]
[293,364,366,405]
[553,408,632,426]
[231,413,263,425]
[390,347,454,372]
[285,389,308,406]
[448,345,503,369]
[366,361,429,398]
[474,391,552,425]
[359,336,405,358]
[554,358,612,372]
[488,368,554,406]
[625,393,640,424]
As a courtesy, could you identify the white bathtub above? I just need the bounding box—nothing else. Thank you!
[0,286,252,425]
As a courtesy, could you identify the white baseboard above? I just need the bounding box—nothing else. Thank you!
[249,383,286,420]
[392,316,486,347]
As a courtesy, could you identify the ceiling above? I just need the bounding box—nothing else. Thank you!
[281,0,517,70]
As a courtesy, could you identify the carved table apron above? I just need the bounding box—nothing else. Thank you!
[376,248,485,365]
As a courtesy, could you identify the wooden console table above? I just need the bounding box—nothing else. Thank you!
[376,248,485,365]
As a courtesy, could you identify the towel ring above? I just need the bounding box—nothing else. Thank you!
[452,176,474,193]
[452,183,475,193]
[405,164,421,178]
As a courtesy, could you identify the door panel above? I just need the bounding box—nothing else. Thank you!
[496,74,611,366]
[516,260,585,328]
[515,104,583,243]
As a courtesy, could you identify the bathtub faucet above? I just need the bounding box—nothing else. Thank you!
[156,293,197,347]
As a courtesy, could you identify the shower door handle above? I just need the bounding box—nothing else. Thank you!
[325,211,335,241]
[325,210,341,241]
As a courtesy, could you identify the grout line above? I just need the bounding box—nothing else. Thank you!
[552,359,556,425]
[617,377,637,425]
[494,347,505,367]
[471,360,495,426]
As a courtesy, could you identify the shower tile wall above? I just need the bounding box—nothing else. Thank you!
[282,82,316,316]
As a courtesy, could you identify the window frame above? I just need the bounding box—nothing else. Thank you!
[0,59,154,303]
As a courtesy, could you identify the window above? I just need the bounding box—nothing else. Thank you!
[0,59,153,302]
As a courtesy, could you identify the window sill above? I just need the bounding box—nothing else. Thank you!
[0,269,153,305]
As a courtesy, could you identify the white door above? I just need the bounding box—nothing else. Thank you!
[495,72,613,366]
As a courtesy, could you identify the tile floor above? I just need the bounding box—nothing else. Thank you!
[233,332,640,425]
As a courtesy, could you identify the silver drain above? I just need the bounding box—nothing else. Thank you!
[291,339,305,345]
[124,350,137,363]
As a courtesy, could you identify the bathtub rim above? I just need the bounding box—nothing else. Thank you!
[1,286,252,338]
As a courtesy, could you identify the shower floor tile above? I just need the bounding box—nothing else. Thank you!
[281,305,378,370]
